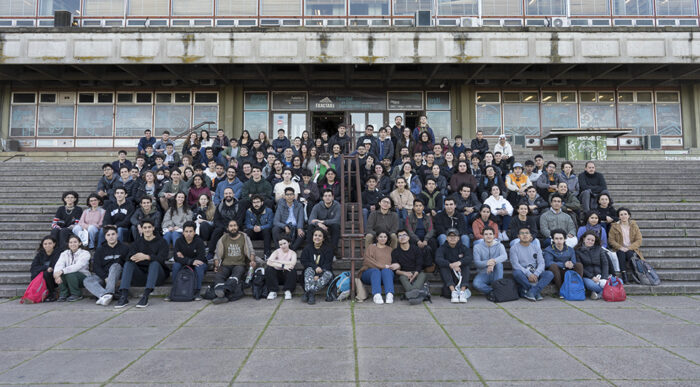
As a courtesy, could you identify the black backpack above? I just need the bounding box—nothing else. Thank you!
[251,268,268,300]
[170,266,196,302]
[487,277,519,303]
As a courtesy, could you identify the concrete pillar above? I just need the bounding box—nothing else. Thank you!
[681,84,699,149]
[453,85,476,141]
[0,85,10,141]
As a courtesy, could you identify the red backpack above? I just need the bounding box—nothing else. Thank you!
[602,275,626,302]
[20,273,48,304]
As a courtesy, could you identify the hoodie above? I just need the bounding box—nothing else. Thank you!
[93,242,129,279]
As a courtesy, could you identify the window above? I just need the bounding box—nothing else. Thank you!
[116,105,152,137]
[128,0,168,16]
[612,0,653,16]
[656,0,697,16]
[481,0,522,16]
[10,94,37,138]
[349,0,389,16]
[541,91,578,133]
[393,0,433,16]
[244,92,269,110]
[503,92,540,136]
[656,92,682,136]
[617,91,654,135]
[261,0,301,16]
[427,111,451,140]
[172,0,212,16]
[579,91,617,128]
[12,93,36,104]
[0,0,37,16]
[244,112,269,134]
[217,0,257,16]
[38,105,75,137]
[476,92,501,136]
[194,92,219,126]
[570,0,610,15]
[437,0,478,16]
[40,93,57,103]
[195,92,218,103]
[82,0,124,16]
[526,0,566,16]
[306,0,345,16]
[77,104,113,137]
[39,0,81,16]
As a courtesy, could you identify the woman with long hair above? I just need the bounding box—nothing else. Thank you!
[192,194,215,242]
[577,211,608,248]
[400,162,422,196]
[317,168,340,199]
[390,177,414,221]
[182,132,200,155]
[53,235,91,302]
[162,192,193,247]
[413,131,433,155]
[575,231,609,300]
[29,236,61,301]
[134,170,161,204]
[187,175,211,207]
[358,232,396,304]
[73,194,105,249]
[300,229,334,305]
[257,131,270,149]
[301,130,313,148]
[239,129,252,149]
[304,145,320,176]
[608,207,643,283]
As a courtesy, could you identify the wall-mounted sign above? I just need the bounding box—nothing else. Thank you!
[388,92,423,110]
[309,91,386,111]
[272,92,308,111]
[426,92,450,110]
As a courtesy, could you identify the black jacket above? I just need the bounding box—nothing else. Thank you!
[362,189,382,210]
[434,210,470,235]
[213,200,242,229]
[575,245,609,279]
[128,236,170,271]
[93,242,129,279]
[470,138,489,155]
[508,216,540,241]
[519,195,549,216]
[579,171,608,195]
[435,243,473,268]
[300,244,334,272]
[174,236,206,266]
[30,249,61,279]
[103,201,135,229]
[391,244,423,272]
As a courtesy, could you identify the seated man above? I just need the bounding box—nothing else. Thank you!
[435,228,473,303]
[162,142,180,168]
[143,144,157,169]
[239,165,273,210]
[111,150,133,174]
[307,189,341,253]
[404,199,437,271]
[114,219,169,308]
[83,225,128,306]
[111,166,137,204]
[470,130,489,160]
[129,196,162,243]
[550,182,582,226]
[100,187,135,246]
[505,162,532,207]
[97,163,118,203]
[206,187,243,261]
[434,198,470,248]
[150,154,167,173]
[578,161,610,212]
[137,129,155,155]
[214,166,244,205]
[540,194,578,247]
[419,178,444,217]
[494,134,514,170]
[272,187,306,251]
[472,227,506,297]
[171,221,207,300]
[212,220,263,304]
[450,183,481,225]
[509,227,553,302]
[536,161,561,201]
[361,176,382,228]
[364,196,399,248]
[244,195,274,258]
[391,229,427,304]
[519,186,549,218]
[544,229,584,293]
[201,147,222,170]
[153,130,173,154]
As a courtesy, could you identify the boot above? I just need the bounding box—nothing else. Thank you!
[136,288,152,308]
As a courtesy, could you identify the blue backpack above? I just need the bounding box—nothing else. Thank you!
[326,271,351,301]
[559,270,585,301]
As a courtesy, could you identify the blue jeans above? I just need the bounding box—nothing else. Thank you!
[98,227,129,247]
[437,234,470,248]
[73,224,100,248]
[472,263,504,294]
[163,231,183,247]
[397,208,407,222]
[495,215,512,235]
[512,269,554,296]
[361,268,394,295]
[171,261,208,291]
[119,260,167,291]
[583,277,604,296]
[362,208,370,229]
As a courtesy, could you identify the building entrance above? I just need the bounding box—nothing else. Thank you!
[311,112,345,139]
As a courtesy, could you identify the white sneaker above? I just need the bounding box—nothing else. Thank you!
[102,294,113,306]
[590,292,599,300]
[500,232,510,242]
[451,290,460,303]
[385,293,394,304]
[373,294,384,304]
[267,292,277,300]
[95,296,103,305]
[459,290,468,303]
[284,290,292,300]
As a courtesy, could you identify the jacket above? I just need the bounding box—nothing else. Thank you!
[30,249,61,279]
[92,242,129,279]
[309,200,341,226]
[329,133,352,154]
[213,200,241,229]
[470,138,489,155]
[412,126,435,143]
[506,173,532,193]
[405,212,435,242]
[96,175,118,195]
[579,171,608,195]
[374,138,394,161]
[473,241,507,274]
[103,201,135,229]
[577,224,608,248]
[536,173,562,194]
[519,194,549,216]
[449,172,478,194]
[576,245,609,279]
[478,175,505,199]
[214,178,244,204]
[130,207,162,232]
[390,189,414,211]
[543,245,577,269]
[300,244,334,271]
[158,180,188,198]
[133,181,161,204]
[434,210,470,235]
[435,242,473,268]
[366,210,399,236]
[244,207,274,231]
[110,177,137,203]
[54,249,91,277]
[272,137,291,152]
[273,199,305,229]
[539,208,576,238]
[558,171,580,197]
[450,192,481,214]
[550,191,582,213]
[608,220,644,260]
[138,136,156,153]
[128,236,170,271]
[484,196,513,216]
[174,236,206,267]
[162,207,193,230]
[471,217,499,240]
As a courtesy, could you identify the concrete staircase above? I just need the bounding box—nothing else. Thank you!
[1,153,699,297]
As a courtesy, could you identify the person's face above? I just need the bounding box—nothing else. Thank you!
[395,116,402,125]
[459,163,467,173]
[426,154,434,164]
[190,133,197,142]
[499,137,505,144]
[397,232,409,244]
[471,158,479,166]
[162,133,169,141]
[105,230,118,245]
[447,234,459,246]
[486,168,495,177]
[208,161,216,170]
[588,213,599,225]
[484,153,493,163]
[142,223,154,238]
[414,153,422,163]
[480,207,490,218]
[619,210,630,222]
[183,227,195,240]
[563,164,572,175]
[433,145,442,155]
[403,128,411,137]
[252,198,262,210]
[145,131,151,139]
[432,165,440,176]
[598,195,610,207]
[215,165,224,175]
[518,229,532,243]
[557,183,568,195]
[313,230,324,245]
[115,190,126,201]
[172,171,181,182]
[302,175,311,184]
[206,149,214,158]
[445,152,453,162]
[224,189,234,201]
[518,205,528,217]
[525,164,533,173]
[551,198,562,210]
[420,116,427,125]
[535,158,544,167]
[379,198,391,211]
[242,164,251,175]
[155,158,163,165]
[89,197,100,208]
[413,201,424,214]
[494,153,502,162]
[42,239,56,253]
[104,166,113,177]
[583,235,595,247]
[323,192,333,204]
[403,163,412,173]
[278,239,289,251]
[226,169,236,180]
[338,126,346,135]
[182,158,190,166]
[284,148,293,158]
[64,194,76,206]
[190,146,198,155]
[283,170,292,181]
[483,230,495,244]
[426,180,436,191]
[357,145,366,155]
[278,130,285,138]
[553,233,565,247]
[546,164,555,174]
[491,185,500,197]
[421,133,429,142]
[218,130,224,138]
[460,187,470,199]
[375,164,383,175]
[332,145,340,155]
[141,199,152,212]
[379,130,386,139]
[198,195,209,207]
[326,171,336,181]
[120,169,129,180]
[250,168,260,179]
[586,163,596,174]
[267,154,276,164]
[444,201,455,213]
[514,167,522,176]
[476,131,483,140]
[396,179,406,189]
[285,190,295,202]
[365,126,373,135]
[376,233,388,245]
[136,158,145,166]
[527,188,536,199]
[176,193,186,206]
[367,179,377,190]
[227,221,239,234]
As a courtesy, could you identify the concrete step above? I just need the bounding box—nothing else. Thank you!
[639,238,700,247]
[656,270,700,281]
[642,247,698,258]
[642,229,700,237]
[645,258,700,269]
[636,220,700,228]
[629,212,700,220]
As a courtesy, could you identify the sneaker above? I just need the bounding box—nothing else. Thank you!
[301,291,309,303]
[284,290,292,300]
[214,284,226,299]
[590,292,599,300]
[95,296,103,305]
[307,292,316,305]
[102,294,113,306]
[67,295,83,302]
[194,291,202,301]
[212,297,228,305]
[267,292,277,300]
[373,294,384,304]
[559,294,564,299]
[163,296,170,302]
[500,232,510,242]
[114,292,129,309]
[451,290,460,303]
[536,293,544,301]
[385,293,394,304]
[136,293,149,308]
[57,296,67,302]
[459,290,468,303]
[523,290,537,302]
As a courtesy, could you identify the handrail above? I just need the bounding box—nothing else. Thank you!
[170,121,217,142]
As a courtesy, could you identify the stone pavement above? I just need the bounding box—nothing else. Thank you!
[0,295,698,386]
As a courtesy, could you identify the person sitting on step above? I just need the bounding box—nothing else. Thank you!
[436,228,473,304]
[29,236,61,302]
[265,237,298,301]
[211,220,262,304]
[83,225,128,306]
[550,181,582,227]
[483,185,513,242]
[404,199,437,272]
[391,229,427,304]
[575,231,610,300]
[364,196,400,249]
[51,191,83,251]
[53,235,91,302]
[607,207,643,284]
[307,189,341,255]
[300,229,334,305]
[99,187,135,246]
[536,161,561,201]
[577,211,608,248]
[540,194,577,248]
[578,161,611,212]
[162,192,193,248]
[169,221,207,302]
[472,227,506,298]
[509,227,553,302]
[544,229,584,295]
[244,194,274,259]
[358,232,396,305]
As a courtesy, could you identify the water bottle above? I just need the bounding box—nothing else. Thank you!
[245,266,254,284]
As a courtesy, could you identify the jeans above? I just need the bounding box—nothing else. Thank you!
[272,226,305,251]
[361,268,394,295]
[437,234,470,248]
[362,208,370,228]
[579,189,610,212]
[583,277,604,296]
[246,228,272,256]
[397,208,408,222]
[50,227,73,250]
[472,263,504,294]
[163,231,183,248]
[119,261,167,291]
[615,250,634,273]
[398,272,427,293]
[98,227,129,247]
[171,261,208,291]
[265,267,297,292]
[512,269,554,296]
[494,215,512,236]
[83,264,122,298]
[72,224,100,248]
[58,272,86,298]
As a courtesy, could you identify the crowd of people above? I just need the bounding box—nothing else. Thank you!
[33,117,645,306]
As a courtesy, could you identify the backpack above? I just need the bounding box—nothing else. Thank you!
[487,277,519,303]
[170,266,197,302]
[251,268,268,300]
[326,271,351,301]
[224,276,245,301]
[559,270,585,301]
[602,275,626,302]
[20,273,48,304]
[630,255,661,286]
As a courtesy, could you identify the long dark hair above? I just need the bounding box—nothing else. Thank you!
[575,230,601,249]
[37,235,57,254]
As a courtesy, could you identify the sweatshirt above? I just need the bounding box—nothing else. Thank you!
[103,200,135,229]
[391,244,423,272]
[540,208,576,238]
[309,200,341,226]
[128,236,169,271]
[92,242,129,279]
[473,241,507,274]
[78,207,105,229]
[579,171,608,195]
[435,242,473,268]
[543,244,577,269]
[30,249,61,279]
[215,232,258,267]
[366,210,399,236]
[54,249,91,277]
[509,242,545,277]
[359,244,393,275]
[174,235,206,267]
[266,249,297,270]
[300,244,334,272]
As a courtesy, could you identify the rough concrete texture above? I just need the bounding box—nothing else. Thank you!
[0,295,698,385]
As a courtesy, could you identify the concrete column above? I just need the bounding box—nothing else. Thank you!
[681,84,699,149]
[454,85,476,141]
[0,85,10,141]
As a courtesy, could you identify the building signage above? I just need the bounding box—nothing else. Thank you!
[427,92,450,110]
[272,92,307,110]
[388,92,423,110]
[309,91,386,111]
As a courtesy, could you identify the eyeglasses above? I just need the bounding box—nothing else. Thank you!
[398,234,408,238]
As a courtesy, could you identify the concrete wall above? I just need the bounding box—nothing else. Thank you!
[2,29,700,65]
[682,84,700,149]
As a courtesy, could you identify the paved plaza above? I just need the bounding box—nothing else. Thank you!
[0,295,698,386]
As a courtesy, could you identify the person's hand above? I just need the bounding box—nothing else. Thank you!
[450,262,461,271]
[314,275,319,281]
[55,276,62,285]
[53,270,63,279]
[168,226,175,232]
[549,185,557,190]
[285,226,290,234]
[315,267,323,274]
[177,252,184,258]
[564,261,574,269]
[528,274,538,283]
[606,216,614,223]
[417,240,427,248]
[47,267,53,273]
[304,189,310,194]
[250,261,256,268]
[297,228,305,237]
[213,261,220,272]
[465,207,474,214]
[620,247,629,252]
[254,226,261,233]
[389,263,400,271]
[431,210,437,216]
[593,277,600,284]
[193,260,204,266]
[318,223,328,231]
[487,265,494,274]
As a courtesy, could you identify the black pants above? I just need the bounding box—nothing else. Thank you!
[246,229,272,256]
[616,250,635,272]
[306,223,340,249]
[33,271,57,296]
[214,265,246,284]
[272,226,305,250]
[438,263,470,289]
[50,227,73,250]
[208,227,226,254]
[198,221,213,242]
[265,267,297,292]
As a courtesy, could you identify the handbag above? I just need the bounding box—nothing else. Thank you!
[602,275,626,302]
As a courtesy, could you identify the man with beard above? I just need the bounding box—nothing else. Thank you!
[206,187,242,262]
